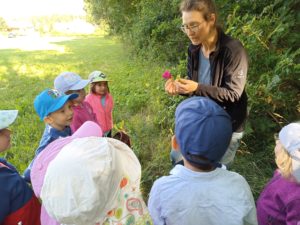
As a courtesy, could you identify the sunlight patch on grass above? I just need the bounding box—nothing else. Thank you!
[0,36,77,52]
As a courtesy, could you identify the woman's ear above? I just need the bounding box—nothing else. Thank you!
[172,135,180,152]
[209,13,216,25]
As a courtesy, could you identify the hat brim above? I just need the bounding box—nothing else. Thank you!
[47,93,78,116]
[69,79,90,91]
[0,110,18,130]
[90,77,110,83]
[72,121,103,138]
[39,137,141,224]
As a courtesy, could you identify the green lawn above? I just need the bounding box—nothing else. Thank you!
[0,35,273,200]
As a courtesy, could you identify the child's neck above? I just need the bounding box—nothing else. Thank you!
[95,93,106,97]
[183,159,215,172]
[73,102,83,107]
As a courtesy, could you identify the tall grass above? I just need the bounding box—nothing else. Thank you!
[0,35,273,201]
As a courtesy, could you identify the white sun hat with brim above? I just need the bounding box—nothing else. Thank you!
[31,121,103,225]
[279,122,300,182]
[40,137,150,225]
[54,71,90,94]
[0,110,18,130]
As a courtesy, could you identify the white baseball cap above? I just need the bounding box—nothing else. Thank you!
[54,71,90,94]
[279,122,300,182]
[0,110,18,130]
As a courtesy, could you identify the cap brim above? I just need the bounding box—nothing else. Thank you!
[69,79,90,91]
[0,110,18,130]
[90,78,110,83]
[48,93,78,115]
[72,121,103,138]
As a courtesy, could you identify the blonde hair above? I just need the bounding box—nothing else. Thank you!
[275,145,293,179]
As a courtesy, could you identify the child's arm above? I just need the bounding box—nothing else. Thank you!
[0,169,11,222]
[286,199,300,225]
[0,166,41,224]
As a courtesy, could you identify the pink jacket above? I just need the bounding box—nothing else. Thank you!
[85,93,114,133]
[70,102,97,133]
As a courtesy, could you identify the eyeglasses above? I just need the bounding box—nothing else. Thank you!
[180,22,204,33]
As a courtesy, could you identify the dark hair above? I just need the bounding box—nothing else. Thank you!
[113,131,131,148]
[180,0,218,23]
[90,81,110,94]
[186,154,215,171]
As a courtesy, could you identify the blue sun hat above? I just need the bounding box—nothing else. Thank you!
[0,110,18,130]
[175,97,232,166]
[34,89,78,120]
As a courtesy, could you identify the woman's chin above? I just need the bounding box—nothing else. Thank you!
[191,39,201,45]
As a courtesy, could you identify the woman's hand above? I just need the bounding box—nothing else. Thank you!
[176,79,198,94]
[165,79,179,95]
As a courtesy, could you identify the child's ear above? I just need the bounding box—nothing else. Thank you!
[171,135,180,152]
[44,116,53,124]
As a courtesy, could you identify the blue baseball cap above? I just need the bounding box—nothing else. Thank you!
[175,97,232,166]
[54,72,90,94]
[34,89,78,120]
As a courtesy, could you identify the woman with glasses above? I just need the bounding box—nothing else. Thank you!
[166,0,248,166]
[257,122,300,224]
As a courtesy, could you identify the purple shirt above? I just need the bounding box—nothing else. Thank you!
[257,170,300,225]
[70,102,98,133]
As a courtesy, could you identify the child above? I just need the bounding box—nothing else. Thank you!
[23,88,78,182]
[0,110,41,224]
[148,97,257,225]
[257,122,300,224]
[85,70,114,137]
[54,71,98,133]
[31,121,152,225]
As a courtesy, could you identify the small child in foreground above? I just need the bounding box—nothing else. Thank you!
[148,97,257,225]
[31,121,152,225]
[257,122,300,224]
[0,110,41,224]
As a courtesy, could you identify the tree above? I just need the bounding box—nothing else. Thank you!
[0,17,8,31]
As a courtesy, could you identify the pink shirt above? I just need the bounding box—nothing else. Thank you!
[85,93,114,133]
[70,102,98,133]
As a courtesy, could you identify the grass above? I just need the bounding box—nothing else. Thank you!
[0,35,275,201]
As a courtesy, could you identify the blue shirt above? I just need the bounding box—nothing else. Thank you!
[198,49,211,85]
[23,124,71,182]
[148,165,257,225]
